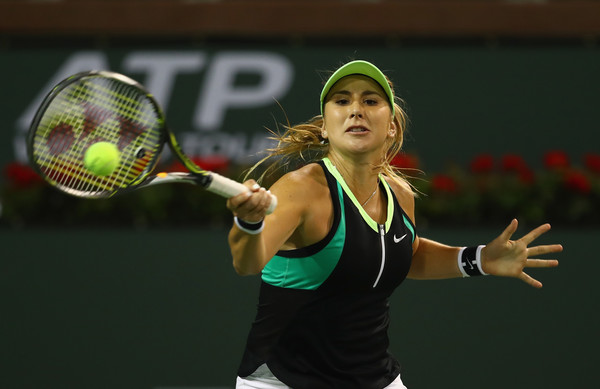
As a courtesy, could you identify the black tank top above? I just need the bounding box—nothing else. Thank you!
[237,159,416,389]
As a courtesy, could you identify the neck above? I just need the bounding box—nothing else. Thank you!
[326,152,381,195]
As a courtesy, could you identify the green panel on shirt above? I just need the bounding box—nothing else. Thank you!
[261,181,346,290]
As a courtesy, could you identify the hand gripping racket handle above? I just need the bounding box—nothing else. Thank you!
[207,173,277,215]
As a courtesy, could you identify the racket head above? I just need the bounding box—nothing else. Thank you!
[27,71,166,198]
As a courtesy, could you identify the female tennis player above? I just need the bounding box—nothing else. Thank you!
[226,60,562,389]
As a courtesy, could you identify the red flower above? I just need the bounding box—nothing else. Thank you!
[584,153,600,174]
[518,167,535,184]
[391,153,419,170]
[499,154,534,184]
[3,162,44,189]
[501,154,527,173]
[544,150,570,170]
[431,174,457,193]
[193,155,230,172]
[564,171,591,194]
[165,155,230,173]
[470,154,494,174]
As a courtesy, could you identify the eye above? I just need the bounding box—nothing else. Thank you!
[334,98,350,105]
[364,98,379,106]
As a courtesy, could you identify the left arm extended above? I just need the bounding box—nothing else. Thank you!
[408,219,562,288]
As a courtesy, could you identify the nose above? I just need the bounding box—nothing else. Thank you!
[350,101,363,118]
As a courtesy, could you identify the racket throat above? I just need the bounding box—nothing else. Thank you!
[149,172,211,187]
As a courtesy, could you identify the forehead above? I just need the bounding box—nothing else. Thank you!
[327,75,386,97]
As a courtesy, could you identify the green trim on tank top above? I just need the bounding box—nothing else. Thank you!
[322,157,393,234]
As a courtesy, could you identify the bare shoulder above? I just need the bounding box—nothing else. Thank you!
[269,163,331,249]
[269,163,328,208]
[282,163,326,186]
[383,175,416,221]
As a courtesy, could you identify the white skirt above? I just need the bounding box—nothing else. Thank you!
[236,363,408,389]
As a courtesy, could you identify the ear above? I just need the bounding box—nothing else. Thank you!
[388,122,397,138]
[321,126,328,139]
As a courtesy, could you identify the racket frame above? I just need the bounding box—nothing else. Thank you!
[27,70,277,213]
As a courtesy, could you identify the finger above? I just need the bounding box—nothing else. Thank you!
[228,186,266,214]
[525,259,559,268]
[226,190,252,211]
[242,179,261,192]
[238,188,271,219]
[519,272,543,289]
[500,218,519,241]
[520,223,551,245]
[249,187,269,212]
[527,244,563,257]
[260,188,273,210]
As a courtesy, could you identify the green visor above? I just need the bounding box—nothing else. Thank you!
[320,60,394,116]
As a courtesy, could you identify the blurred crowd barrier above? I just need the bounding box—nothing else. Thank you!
[1,0,599,39]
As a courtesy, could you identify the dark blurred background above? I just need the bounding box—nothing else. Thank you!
[1,1,598,388]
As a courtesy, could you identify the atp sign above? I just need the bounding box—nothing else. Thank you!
[15,50,294,163]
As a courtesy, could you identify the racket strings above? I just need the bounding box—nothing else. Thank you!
[36,83,103,194]
[70,79,156,190]
[35,83,123,194]
[31,75,164,197]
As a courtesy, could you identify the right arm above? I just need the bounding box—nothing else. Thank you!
[226,168,322,275]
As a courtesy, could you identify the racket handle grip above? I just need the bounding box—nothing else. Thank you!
[207,173,277,215]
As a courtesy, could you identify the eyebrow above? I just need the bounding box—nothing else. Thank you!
[330,90,384,98]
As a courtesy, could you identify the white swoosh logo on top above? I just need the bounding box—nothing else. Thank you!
[393,234,407,243]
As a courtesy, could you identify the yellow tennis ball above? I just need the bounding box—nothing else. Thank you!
[84,142,120,176]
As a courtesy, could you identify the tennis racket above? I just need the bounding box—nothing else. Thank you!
[27,70,277,214]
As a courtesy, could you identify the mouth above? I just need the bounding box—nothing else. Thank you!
[345,126,369,133]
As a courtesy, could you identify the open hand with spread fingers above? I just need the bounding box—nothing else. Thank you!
[481,219,562,288]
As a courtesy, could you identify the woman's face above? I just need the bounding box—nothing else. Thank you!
[322,75,396,159]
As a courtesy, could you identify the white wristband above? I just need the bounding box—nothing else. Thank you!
[475,245,487,276]
[234,216,264,235]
